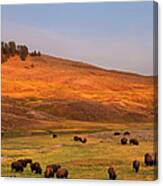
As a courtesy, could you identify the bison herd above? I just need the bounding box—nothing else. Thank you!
[114,131,139,145]
[10,131,157,180]
[108,152,157,180]
[11,159,68,179]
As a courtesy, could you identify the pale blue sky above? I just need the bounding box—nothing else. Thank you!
[1,2,154,75]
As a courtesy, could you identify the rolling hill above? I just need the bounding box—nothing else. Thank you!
[2,54,157,130]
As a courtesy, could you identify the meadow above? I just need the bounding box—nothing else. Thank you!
[1,121,157,180]
[1,54,157,180]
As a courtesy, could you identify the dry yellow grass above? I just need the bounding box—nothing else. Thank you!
[2,55,156,122]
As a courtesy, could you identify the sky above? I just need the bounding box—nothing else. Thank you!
[1,2,155,75]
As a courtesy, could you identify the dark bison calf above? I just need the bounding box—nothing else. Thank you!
[114,132,120,136]
[124,131,130,136]
[11,161,24,172]
[144,153,154,166]
[121,137,128,145]
[130,138,139,145]
[108,167,117,180]
[30,162,42,174]
[56,168,68,178]
[133,160,140,173]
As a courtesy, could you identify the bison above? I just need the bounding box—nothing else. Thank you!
[121,137,128,145]
[52,133,57,138]
[24,158,32,164]
[44,166,54,178]
[129,138,139,145]
[17,159,27,167]
[46,164,61,173]
[81,138,87,144]
[108,167,117,180]
[30,162,42,174]
[144,153,154,166]
[114,132,120,136]
[56,168,68,178]
[124,131,130,136]
[17,158,32,167]
[11,161,24,172]
[133,160,140,173]
[73,136,79,141]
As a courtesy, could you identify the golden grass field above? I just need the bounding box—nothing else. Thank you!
[1,55,158,180]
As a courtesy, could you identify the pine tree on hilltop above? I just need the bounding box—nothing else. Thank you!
[8,41,16,56]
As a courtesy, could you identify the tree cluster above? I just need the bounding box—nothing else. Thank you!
[1,41,41,63]
[30,50,41,57]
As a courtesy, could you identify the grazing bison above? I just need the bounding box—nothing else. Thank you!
[56,168,68,178]
[78,137,83,143]
[82,138,87,143]
[108,167,117,180]
[144,153,154,166]
[133,160,140,173]
[17,159,27,167]
[11,161,24,172]
[129,138,139,145]
[30,162,42,174]
[24,158,32,164]
[114,132,120,136]
[46,164,61,173]
[124,131,130,136]
[52,133,57,138]
[73,136,79,141]
[121,137,128,145]
[44,166,55,178]
[17,158,32,167]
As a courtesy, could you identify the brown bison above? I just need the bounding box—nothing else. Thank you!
[56,168,68,178]
[46,164,61,173]
[44,166,55,178]
[129,138,139,145]
[133,160,140,173]
[78,137,83,143]
[73,136,79,141]
[11,161,24,172]
[114,132,120,136]
[81,138,87,144]
[124,131,130,136]
[108,167,117,180]
[17,159,27,167]
[17,158,32,167]
[52,133,57,138]
[144,153,154,166]
[24,158,32,164]
[30,162,42,174]
[121,137,128,145]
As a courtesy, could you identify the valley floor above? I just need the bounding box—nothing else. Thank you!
[1,121,157,180]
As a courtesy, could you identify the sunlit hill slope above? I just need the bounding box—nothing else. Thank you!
[2,55,157,126]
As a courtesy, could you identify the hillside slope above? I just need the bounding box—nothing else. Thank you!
[2,55,157,126]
